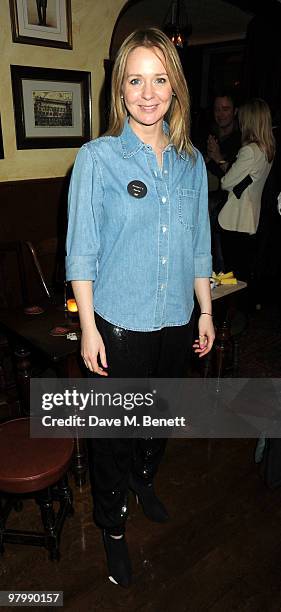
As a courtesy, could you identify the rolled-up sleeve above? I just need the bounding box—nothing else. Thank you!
[193,154,212,277]
[65,144,103,281]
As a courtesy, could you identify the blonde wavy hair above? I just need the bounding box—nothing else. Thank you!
[106,28,194,158]
[239,98,275,162]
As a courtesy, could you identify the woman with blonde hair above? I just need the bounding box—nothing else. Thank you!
[66,27,214,587]
[218,98,275,281]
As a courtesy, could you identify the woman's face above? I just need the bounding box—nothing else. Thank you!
[122,45,173,132]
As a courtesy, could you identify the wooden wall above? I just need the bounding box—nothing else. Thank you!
[0,176,69,243]
[0,176,70,306]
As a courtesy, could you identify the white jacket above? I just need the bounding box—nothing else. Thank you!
[218,143,272,234]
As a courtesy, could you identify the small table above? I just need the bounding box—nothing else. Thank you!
[211,280,247,302]
[206,280,248,378]
[0,304,87,487]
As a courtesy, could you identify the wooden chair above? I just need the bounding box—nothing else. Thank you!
[24,237,65,303]
[0,418,74,560]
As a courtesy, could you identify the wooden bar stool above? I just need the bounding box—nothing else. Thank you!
[0,418,74,560]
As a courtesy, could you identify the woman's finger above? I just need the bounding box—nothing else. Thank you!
[83,357,93,372]
[91,358,108,377]
[99,344,108,370]
[193,333,215,356]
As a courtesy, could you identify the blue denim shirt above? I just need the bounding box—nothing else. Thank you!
[66,119,212,331]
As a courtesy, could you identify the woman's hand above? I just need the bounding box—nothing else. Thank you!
[70,281,108,376]
[207,135,222,164]
[193,314,215,358]
[81,326,108,376]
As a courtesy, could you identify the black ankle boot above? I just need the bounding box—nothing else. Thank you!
[129,474,169,522]
[102,531,132,588]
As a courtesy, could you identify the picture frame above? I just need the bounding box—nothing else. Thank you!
[0,116,4,159]
[11,65,91,150]
[9,0,72,49]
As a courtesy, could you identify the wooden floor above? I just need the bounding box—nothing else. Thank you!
[1,297,281,611]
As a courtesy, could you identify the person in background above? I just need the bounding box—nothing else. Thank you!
[205,92,241,186]
[278,192,281,215]
[252,115,281,308]
[218,98,275,288]
[36,0,47,26]
[200,92,241,273]
[66,28,214,587]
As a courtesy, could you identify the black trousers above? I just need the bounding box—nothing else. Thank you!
[87,313,194,535]
[220,229,258,308]
[220,229,257,282]
[209,190,228,273]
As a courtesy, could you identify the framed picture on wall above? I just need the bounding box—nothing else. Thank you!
[9,0,72,49]
[0,116,4,159]
[11,65,91,149]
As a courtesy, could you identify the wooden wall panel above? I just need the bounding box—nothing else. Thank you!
[0,176,70,243]
[0,175,71,306]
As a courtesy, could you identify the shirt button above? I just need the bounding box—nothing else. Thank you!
[161,225,168,233]
[164,169,168,174]
[160,283,166,291]
[161,257,167,265]
[161,196,167,204]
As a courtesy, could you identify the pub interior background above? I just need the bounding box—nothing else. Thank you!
[1,0,281,609]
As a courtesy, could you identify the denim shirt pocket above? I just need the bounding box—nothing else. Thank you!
[177,187,199,230]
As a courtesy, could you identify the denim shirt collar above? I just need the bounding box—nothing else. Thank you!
[120,117,186,160]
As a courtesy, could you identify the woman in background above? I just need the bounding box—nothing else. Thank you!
[218,98,275,283]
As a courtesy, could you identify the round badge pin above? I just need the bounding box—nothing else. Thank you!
[127,180,147,199]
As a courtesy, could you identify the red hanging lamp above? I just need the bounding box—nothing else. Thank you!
[163,0,192,49]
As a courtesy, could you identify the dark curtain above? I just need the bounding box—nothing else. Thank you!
[242,5,281,115]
